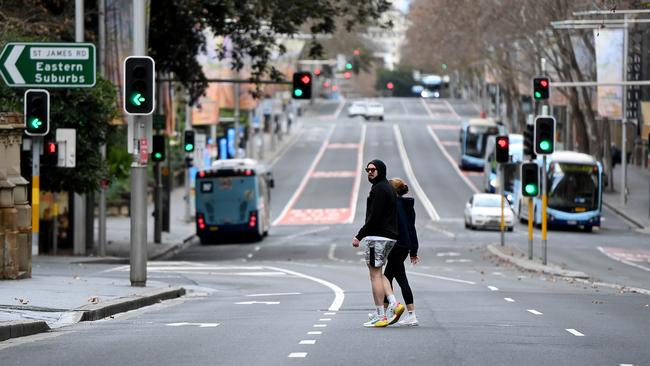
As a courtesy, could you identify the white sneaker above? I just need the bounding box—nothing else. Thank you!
[398,313,419,326]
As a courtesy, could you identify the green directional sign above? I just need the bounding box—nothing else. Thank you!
[0,42,96,87]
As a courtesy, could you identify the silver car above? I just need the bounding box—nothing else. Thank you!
[464,193,514,231]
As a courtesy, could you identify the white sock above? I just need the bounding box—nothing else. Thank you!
[387,294,397,306]
[377,306,385,316]
[409,311,415,316]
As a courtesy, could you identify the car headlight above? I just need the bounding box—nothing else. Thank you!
[506,194,513,202]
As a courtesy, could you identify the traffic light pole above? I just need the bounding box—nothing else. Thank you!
[154,161,162,244]
[541,105,549,265]
[184,96,192,223]
[528,197,533,260]
[31,137,41,255]
[499,163,505,246]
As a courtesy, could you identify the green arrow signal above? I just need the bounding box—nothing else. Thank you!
[539,140,551,151]
[525,184,538,195]
[29,117,42,129]
[131,92,146,106]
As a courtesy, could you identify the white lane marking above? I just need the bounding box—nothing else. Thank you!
[246,253,253,259]
[436,252,461,257]
[285,226,331,240]
[420,98,435,119]
[393,124,440,221]
[254,246,261,252]
[619,364,634,366]
[334,98,346,119]
[425,224,455,238]
[426,125,480,193]
[246,292,301,297]
[442,99,462,120]
[299,340,316,345]
[444,259,472,263]
[566,329,585,337]
[235,301,280,305]
[313,324,327,328]
[273,124,336,226]
[597,246,650,272]
[346,124,366,224]
[323,312,336,315]
[487,286,499,291]
[288,353,307,358]
[527,309,543,315]
[408,271,476,285]
[308,331,322,335]
[265,266,345,311]
[319,318,331,321]
[166,322,220,327]
[492,272,504,276]
[504,298,515,302]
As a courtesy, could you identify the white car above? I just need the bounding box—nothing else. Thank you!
[464,193,514,231]
[347,101,367,117]
[364,102,384,121]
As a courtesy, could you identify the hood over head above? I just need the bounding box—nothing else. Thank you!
[367,159,387,184]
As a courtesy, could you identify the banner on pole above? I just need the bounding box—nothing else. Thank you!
[594,29,624,119]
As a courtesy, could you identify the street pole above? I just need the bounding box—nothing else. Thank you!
[621,14,629,205]
[184,96,192,223]
[234,83,240,158]
[31,138,41,255]
[73,0,86,256]
[98,0,107,256]
[499,163,505,246]
[154,159,162,243]
[130,0,148,287]
[540,105,549,265]
[528,197,533,260]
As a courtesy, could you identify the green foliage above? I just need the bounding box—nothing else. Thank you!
[149,0,392,104]
[375,68,416,97]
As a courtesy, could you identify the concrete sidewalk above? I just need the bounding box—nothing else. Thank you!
[0,111,307,342]
[603,164,650,233]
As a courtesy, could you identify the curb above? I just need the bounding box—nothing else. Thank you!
[151,234,196,261]
[602,201,645,230]
[78,286,186,321]
[487,244,589,279]
[0,320,50,342]
[0,287,186,342]
[71,234,196,265]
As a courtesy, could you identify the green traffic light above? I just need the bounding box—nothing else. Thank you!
[29,117,43,129]
[525,184,538,196]
[130,92,146,106]
[294,89,303,97]
[534,91,541,99]
[154,152,162,159]
[442,63,448,70]
[345,63,353,70]
[184,144,194,152]
[539,140,551,151]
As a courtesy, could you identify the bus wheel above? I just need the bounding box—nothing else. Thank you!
[582,225,593,233]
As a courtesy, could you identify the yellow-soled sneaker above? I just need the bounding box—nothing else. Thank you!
[387,302,405,325]
[364,314,389,328]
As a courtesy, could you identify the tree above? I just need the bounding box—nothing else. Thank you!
[148,0,393,103]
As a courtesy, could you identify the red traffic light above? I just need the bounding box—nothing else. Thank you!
[332,85,338,92]
[344,72,351,80]
[540,79,548,87]
[497,137,508,148]
[353,48,360,56]
[314,68,321,76]
[46,141,57,155]
[386,82,394,90]
[323,81,331,88]
[300,75,311,84]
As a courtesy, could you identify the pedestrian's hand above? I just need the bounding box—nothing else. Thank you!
[410,256,420,265]
[352,237,360,247]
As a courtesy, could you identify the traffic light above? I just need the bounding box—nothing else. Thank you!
[345,62,353,70]
[495,135,509,163]
[24,89,49,136]
[534,116,555,155]
[314,68,321,77]
[43,140,58,166]
[521,162,539,197]
[152,135,166,162]
[123,56,155,115]
[523,123,536,159]
[344,71,351,80]
[183,130,195,152]
[386,82,394,90]
[533,77,550,100]
[292,72,312,99]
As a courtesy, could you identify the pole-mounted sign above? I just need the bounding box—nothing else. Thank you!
[0,42,96,87]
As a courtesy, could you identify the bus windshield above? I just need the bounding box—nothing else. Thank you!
[200,175,257,223]
[547,163,599,211]
[466,126,499,158]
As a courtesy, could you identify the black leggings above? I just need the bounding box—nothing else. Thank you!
[383,245,414,305]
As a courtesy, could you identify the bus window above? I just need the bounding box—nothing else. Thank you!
[466,126,499,158]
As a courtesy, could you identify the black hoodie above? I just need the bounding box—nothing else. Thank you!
[356,159,398,240]
[395,196,419,256]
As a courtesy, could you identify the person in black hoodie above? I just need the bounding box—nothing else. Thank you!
[384,178,420,326]
[352,159,405,327]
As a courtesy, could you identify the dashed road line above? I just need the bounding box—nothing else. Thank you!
[487,286,499,291]
[426,125,480,193]
[566,329,585,337]
[504,298,515,302]
[299,340,316,345]
[288,353,307,358]
[527,309,543,315]
[313,324,327,328]
[319,318,331,321]
[308,331,322,335]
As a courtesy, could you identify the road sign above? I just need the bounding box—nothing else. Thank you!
[0,42,96,87]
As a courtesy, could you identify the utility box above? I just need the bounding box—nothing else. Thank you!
[55,128,76,168]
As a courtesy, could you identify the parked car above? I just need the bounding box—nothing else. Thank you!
[364,101,384,121]
[347,101,367,117]
[464,193,514,231]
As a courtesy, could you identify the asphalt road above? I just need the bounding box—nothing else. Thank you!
[2,98,649,366]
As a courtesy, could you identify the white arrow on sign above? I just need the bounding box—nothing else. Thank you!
[166,322,220,328]
[5,45,24,84]
[234,301,280,305]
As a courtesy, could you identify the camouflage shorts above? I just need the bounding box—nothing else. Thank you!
[362,237,396,268]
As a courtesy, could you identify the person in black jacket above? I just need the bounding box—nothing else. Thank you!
[384,178,420,326]
[352,159,405,327]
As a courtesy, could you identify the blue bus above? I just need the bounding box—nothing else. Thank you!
[513,151,602,232]
[195,159,274,243]
[483,134,523,204]
[459,118,504,170]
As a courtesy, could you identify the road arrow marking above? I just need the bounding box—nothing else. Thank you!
[5,45,24,84]
[234,301,280,305]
